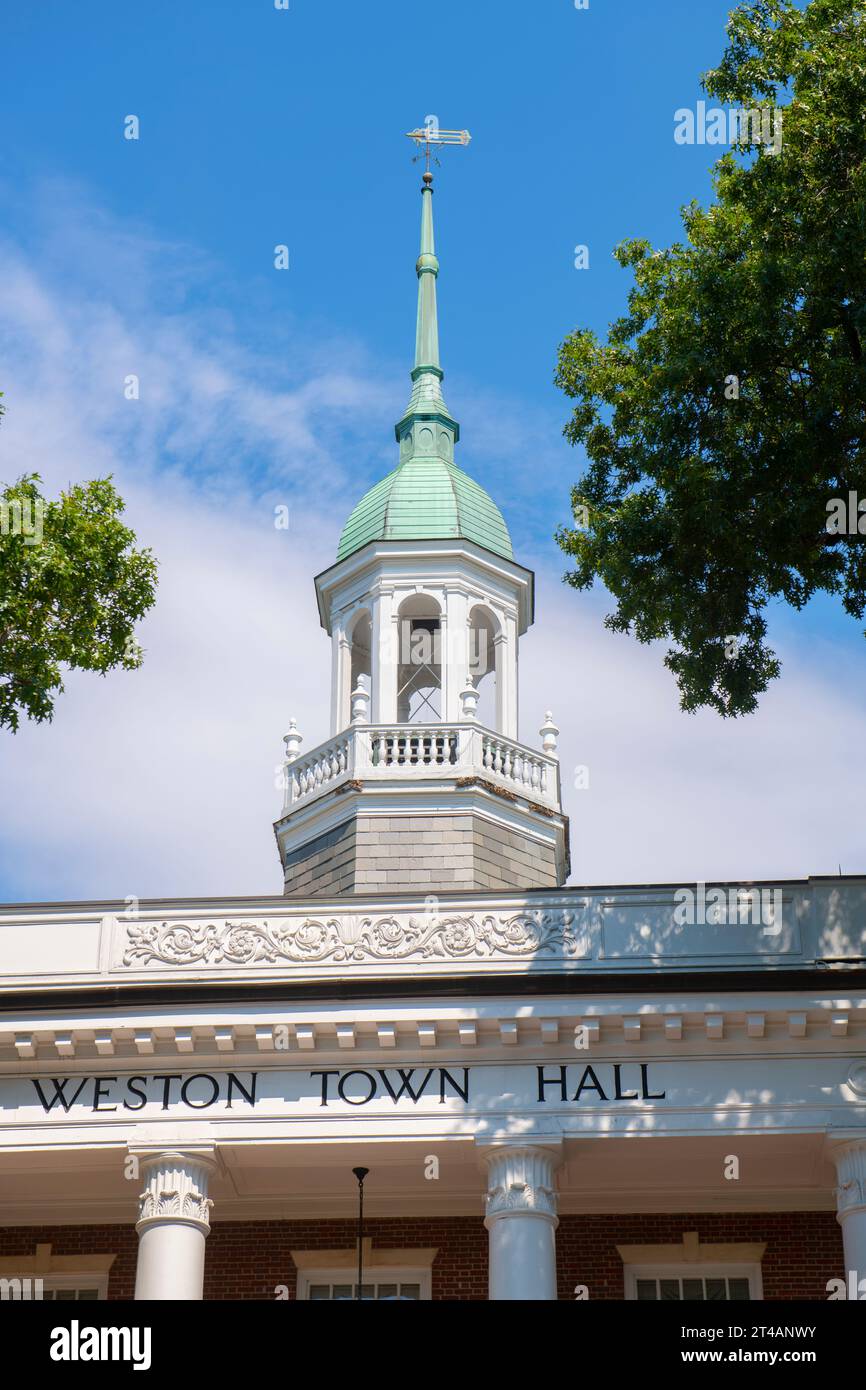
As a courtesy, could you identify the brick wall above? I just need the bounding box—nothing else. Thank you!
[0,1212,842,1300]
[556,1212,844,1301]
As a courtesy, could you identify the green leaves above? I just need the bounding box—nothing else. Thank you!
[0,472,158,731]
[556,0,866,716]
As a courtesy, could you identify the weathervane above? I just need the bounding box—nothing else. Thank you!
[406,116,471,176]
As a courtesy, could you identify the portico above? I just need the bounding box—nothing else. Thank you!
[0,876,864,1300]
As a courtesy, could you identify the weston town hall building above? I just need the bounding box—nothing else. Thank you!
[1,171,866,1304]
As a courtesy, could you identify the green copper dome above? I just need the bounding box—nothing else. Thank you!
[336,166,513,566]
[337,455,513,562]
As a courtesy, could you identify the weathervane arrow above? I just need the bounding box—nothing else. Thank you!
[406,118,471,174]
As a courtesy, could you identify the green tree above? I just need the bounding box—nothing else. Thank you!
[555,0,866,715]
[0,470,158,731]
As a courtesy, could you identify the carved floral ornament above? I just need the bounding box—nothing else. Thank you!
[121,909,583,968]
[136,1155,215,1233]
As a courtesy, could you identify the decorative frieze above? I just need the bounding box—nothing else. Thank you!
[122,908,582,968]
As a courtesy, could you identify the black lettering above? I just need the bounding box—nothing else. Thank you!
[537,1066,568,1103]
[153,1074,182,1110]
[438,1068,469,1103]
[180,1074,220,1109]
[92,1077,118,1112]
[640,1064,666,1100]
[376,1069,434,1104]
[123,1077,148,1111]
[31,1077,90,1113]
[613,1064,638,1101]
[573,1065,608,1101]
[226,1072,258,1108]
[311,1070,339,1107]
[338,1070,378,1105]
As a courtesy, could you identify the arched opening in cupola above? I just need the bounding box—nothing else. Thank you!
[396,594,442,723]
[347,610,372,721]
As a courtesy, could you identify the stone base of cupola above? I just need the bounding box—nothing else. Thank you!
[274,722,570,896]
[280,805,565,897]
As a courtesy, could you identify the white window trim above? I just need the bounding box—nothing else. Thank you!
[0,1244,114,1301]
[39,1272,110,1301]
[297,1265,432,1301]
[292,1241,437,1301]
[623,1262,763,1302]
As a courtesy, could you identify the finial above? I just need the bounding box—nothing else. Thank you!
[283,719,303,764]
[350,683,370,725]
[539,712,559,757]
[460,675,479,721]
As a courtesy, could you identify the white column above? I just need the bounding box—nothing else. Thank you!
[444,587,469,722]
[330,623,351,736]
[133,1147,217,1301]
[831,1139,866,1295]
[497,612,519,739]
[372,589,397,724]
[484,1145,559,1300]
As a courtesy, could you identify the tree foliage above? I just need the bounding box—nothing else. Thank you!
[555,0,866,715]
[0,471,158,731]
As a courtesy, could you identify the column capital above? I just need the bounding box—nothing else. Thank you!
[482,1144,560,1228]
[131,1145,218,1237]
[827,1136,866,1220]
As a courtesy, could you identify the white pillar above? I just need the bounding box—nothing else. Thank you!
[372,588,397,724]
[831,1139,866,1295]
[330,623,352,736]
[133,1147,217,1301]
[497,612,519,740]
[484,1145,559,1300]
[444,586,470,722]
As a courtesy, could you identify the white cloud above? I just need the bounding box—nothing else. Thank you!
[1,185,864,901]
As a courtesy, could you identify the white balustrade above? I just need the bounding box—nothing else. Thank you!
[281,724,560,812]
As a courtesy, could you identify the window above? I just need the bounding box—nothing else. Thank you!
[0,1247,113,1302]
[41,1281,105,1302]
[307,1279,422,1301]
[619,1234,765,1302]
[292,1243,436,1302]
[632,1272,753,1301]
[623,1261,762,1302]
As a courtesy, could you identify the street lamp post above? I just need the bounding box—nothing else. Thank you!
[352,1167,369,1301]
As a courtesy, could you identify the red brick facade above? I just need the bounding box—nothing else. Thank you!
[0,1212,843,1300]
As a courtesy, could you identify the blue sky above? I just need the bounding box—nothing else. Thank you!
[1,0,750,548]
[1,0,863,901]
